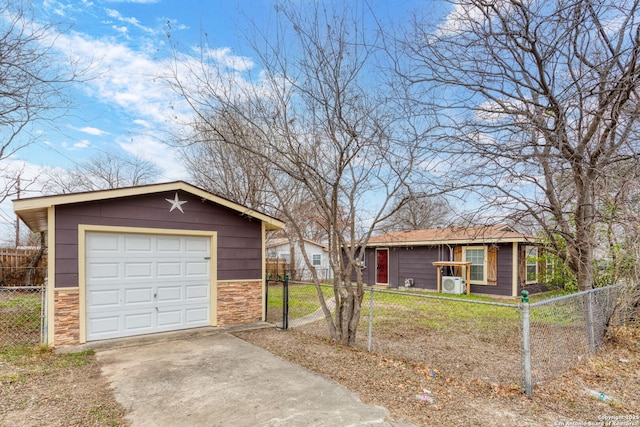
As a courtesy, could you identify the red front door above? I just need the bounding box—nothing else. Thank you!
[376,249,388,284]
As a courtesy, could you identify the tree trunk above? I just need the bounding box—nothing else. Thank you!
[25,232,46,286]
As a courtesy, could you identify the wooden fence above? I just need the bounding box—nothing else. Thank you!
[0,248,47,285]
[266,257,290,280]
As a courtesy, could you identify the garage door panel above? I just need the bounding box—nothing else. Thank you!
[87,234,119,252]
[86,232,212,342]
[124,312,154,331]
[87,289,120,308]
[186,261,208,276]
[156,236,182,252]
[186,238,209,252]
[87,262,120,279]
[157,310,182,327]
[185,307,208,323]
[157,262,182,277]
[124,235,153,252]
[89,315,120,335]
[124,287,154,304]
[124,262,153,278]
[185,284,208,299]
[156,286,182,302]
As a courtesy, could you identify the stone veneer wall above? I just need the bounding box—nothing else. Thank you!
[54,289,80,346]
[217,280,263,326]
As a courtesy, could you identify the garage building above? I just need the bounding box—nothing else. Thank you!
[13,181,284,347]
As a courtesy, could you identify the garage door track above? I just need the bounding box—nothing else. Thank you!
[95,328,414,426]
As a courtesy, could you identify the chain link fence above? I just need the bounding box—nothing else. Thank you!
[268,281,635,396]
[0,284,45,348]
[523,284,633,393]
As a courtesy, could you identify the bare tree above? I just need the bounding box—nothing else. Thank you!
[378,191,451,232]
[0,1,81,202]
[596,160,640,286]
[401,0,640,291]
[169,1,432,344]
[180,114,279,211]
[41,152,160,193]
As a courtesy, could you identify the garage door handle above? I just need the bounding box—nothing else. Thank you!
[204,257,210,260]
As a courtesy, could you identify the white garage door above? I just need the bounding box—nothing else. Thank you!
[85,232,211,341]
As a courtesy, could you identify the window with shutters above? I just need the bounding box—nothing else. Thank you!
[460,245,498,286]
[463,246,486,284]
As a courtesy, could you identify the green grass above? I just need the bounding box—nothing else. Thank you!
[268,284,334,319]
[0,294,42,339]
[365,291,519,335]
[0,345,95,386]
[276,283,585,334]
[0,345,94,367]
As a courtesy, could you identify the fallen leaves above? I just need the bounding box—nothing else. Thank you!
[236,326,639,427]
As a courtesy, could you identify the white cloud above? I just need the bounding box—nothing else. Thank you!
[61,139,90,150]
[112,25,128,34]
[133,119,150,127]
[205,47,254,72]
[118,134,188,181]
[54,31,188,126]
[68,125,108,136]
[74,139,91,149]
[105,8,155,34]
[46,25,271,183]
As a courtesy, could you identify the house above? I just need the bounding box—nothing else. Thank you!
[266,238,332,280]
[360,224,544,297]
[13,181,284,347]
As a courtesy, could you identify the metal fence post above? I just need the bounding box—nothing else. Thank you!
[283,276,289,330]
[520,291,532,396]
[42,279,48,346]
[586,290,596,354]
[264,278,269,322]
[368,287,373,352]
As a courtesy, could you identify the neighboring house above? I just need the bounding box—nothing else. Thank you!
[361,224,545,297]
[266,238,332,280]
[13,181,284,347]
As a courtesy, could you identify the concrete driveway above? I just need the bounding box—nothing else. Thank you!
[93,326,414,426]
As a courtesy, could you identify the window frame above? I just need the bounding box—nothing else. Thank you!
[462,246,487,285]
[311,253,322,267]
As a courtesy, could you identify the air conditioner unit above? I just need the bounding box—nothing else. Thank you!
[442,276,464,294]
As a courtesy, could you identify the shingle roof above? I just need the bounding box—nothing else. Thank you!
[367,224,536,246]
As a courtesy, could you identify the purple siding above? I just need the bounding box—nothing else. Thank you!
[54,190,263,288]
[361,243,518,296]
[394,246,442,290]
[470,244,513,296]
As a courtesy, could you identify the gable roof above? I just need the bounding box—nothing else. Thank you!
[367,224,536,247]
[13,181,285,232]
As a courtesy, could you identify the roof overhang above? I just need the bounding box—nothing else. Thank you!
[13,181,285,233]
[365,236,535,247]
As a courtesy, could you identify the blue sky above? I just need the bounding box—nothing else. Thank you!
[5,0,444,242]
[18,0,277,181]
[16,0,431,180]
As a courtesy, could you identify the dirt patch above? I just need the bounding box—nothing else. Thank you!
[235,325,640,427]
[0,324,637,427]
[0,347,128,427]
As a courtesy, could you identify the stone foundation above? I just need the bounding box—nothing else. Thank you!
[217,280,263,326]
[51,282,263,346]
[54,288,80,347]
